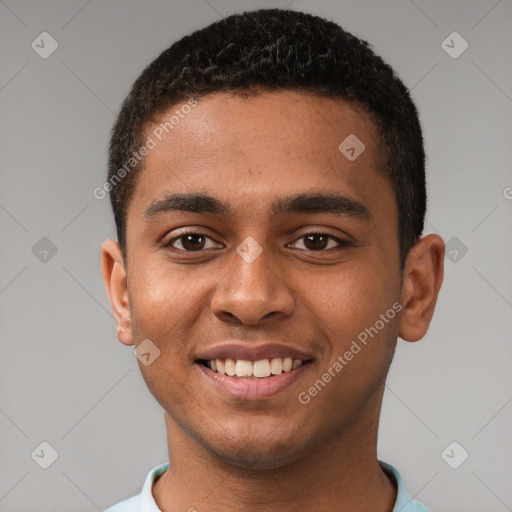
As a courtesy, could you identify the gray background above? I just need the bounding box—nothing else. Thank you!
[1,0,511,511]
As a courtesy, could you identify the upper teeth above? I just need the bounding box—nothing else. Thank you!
[208,357,304,378]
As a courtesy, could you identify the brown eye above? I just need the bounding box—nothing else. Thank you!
[290,233,349,252]
[304,234,329,250]
[167,233,216,251]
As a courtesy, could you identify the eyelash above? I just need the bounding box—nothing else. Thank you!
[164,230,351,252]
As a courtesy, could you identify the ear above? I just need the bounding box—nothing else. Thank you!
[101,239,134,346]
[399,234,445,342]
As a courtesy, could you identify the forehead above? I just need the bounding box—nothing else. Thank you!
[129,91,391,220]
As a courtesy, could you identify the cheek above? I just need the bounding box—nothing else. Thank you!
[303,261,401,386]
[131,260,203,321]
[128,265,204,409]
[308,262,397,330]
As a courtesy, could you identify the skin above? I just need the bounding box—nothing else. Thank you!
[102,91,444,512]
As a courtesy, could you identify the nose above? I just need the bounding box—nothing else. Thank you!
[210,240,295,326]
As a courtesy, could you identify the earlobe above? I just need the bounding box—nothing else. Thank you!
[101,239,134,346]
[398,234,445,342]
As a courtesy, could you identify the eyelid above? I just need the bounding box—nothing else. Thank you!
[287,231,351,250]
[164,228,221,249]
[164,228,351,252]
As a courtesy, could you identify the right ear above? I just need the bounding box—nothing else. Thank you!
[101,239,134,346]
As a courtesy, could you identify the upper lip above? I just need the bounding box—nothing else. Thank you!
[195,342,315,362]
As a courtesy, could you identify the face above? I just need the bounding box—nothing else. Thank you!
[102,91,443,469]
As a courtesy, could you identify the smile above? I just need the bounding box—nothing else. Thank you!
[201,357,305,378]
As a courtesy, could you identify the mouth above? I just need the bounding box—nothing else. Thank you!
[194,342,316,400]
[197,357,308,379]
[196,355,314,400]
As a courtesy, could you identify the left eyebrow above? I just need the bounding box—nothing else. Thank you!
[143,192,372,221]
[272,192,371,220]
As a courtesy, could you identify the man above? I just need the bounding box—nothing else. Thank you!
[101,8,444,511]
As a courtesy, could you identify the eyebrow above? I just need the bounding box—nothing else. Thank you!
[143,192,371,221]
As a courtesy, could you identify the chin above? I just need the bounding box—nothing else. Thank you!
[201,424,312,471]
[211,442,303,471]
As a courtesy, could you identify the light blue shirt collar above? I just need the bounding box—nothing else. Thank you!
[104,461,428,512]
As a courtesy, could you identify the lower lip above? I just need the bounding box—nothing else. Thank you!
[197,362,312,400]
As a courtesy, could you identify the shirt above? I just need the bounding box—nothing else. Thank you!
[103,460,428,512]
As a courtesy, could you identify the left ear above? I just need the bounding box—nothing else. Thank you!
[399,234,445,342]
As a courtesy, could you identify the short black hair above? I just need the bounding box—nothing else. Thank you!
[107,8,426,265]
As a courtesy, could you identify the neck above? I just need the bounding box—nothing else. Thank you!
[153,392,396,512]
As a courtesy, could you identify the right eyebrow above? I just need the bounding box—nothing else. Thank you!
[144,193,230,219]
